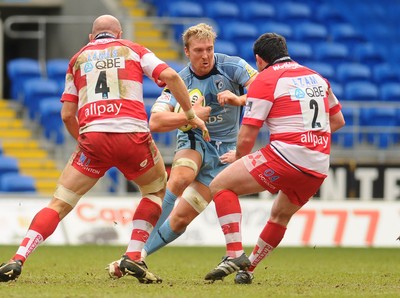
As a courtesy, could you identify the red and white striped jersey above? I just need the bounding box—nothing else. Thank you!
[61,38,168,134]
[242,61,342,178]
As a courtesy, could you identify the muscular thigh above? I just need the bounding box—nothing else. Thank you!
[210,159,264,196]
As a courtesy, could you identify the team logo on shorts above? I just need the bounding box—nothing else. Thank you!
[248,152,264,167]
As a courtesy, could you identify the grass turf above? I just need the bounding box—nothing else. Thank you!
[1,245,399,297]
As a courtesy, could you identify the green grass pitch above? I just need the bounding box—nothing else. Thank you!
[1,245,399,297]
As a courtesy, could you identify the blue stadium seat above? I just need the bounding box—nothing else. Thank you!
[293,22,328,45]
[23,78,60,120]
[352,44,385,67]
[240,2,275,25]
[214,40,239,56]
[0,156,19,178]
[359,107,398,148]
[276,2,312,25]
[329,82,344,99]
[39,98,64,144]
[7,58,42,100]
[380,83,400,102]
[258,22,293,42]
[46,58,69,93]
[286,41,313,64]
[205,2,240,29]
[332,106,357,148]
[329,24,366,47]
[336,63,372,83]
[314,42,350,67]
[238,41,256,64]
[143,78,163,99]
[372,63,399,84]
[220,21,258,43]
[0,173,36,193]
[305,62,335,82]
[315,4,347,26]
[165,60,186,72]
[167,1,204,41]
[106,167,120,193]
[344,81,379,101]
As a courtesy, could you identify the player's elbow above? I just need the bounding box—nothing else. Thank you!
[159,67,180,85]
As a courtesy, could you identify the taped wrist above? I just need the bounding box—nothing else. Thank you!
[184,108,195,121]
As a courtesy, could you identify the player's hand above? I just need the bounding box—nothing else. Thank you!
[219,150,237,163]
[217,90,242,107]
[193,96,211,121]
[187,115,210,142]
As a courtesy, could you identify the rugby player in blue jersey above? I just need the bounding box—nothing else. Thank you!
[107,23,257,277]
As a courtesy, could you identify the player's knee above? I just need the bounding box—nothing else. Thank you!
[182,186,209,214]
[53,184,82,209]
[138,171,167,198]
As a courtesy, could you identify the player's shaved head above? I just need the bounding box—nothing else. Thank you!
[90,15,122,40]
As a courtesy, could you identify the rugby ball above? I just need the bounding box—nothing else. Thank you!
[174,88,205,132]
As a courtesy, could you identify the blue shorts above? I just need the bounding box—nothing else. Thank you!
[175,131,236,186]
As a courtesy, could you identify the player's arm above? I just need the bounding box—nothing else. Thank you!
[330,110,345,133]
[149,101,188,132]
[61,101,79,140]
[235,124,260,159]
[217,74,257,107]
[158,67,209,139]
[149,92,210,132]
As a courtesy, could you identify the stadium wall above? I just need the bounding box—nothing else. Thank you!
[0,196,398,247]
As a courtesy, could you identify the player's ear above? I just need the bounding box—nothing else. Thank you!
[89,33,93,41]
[184,47,190,58]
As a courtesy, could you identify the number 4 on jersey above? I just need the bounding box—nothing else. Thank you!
[95,70,110,99]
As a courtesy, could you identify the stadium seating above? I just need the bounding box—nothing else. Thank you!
[143,77,163,99]
[332,106,357,148]
[352,43,385,67]
[238,41,256,64]
[372,63,399,84]
[165,60,187,72]
[359,107,398,148]
[46,58,69,93]
[315,4,347,26]
[305,62,335,82]
[0,173,36,193]
[23,78,61,120]
[275,2,312,25]
[258,22,293,42]
[314,42,350,67]
[167,1,204,41]
[0,156,19,178]
[344,81,379,101]
[220,21,258,43]
[293,22,328,45]
[240,2,275,25]
[329,24,366,47]
[214,40,238,57]
[205,2,240,29]
[7,58,42,100]
[286,41,313,64]
[336,63,372,84]
[329,82,344,99]
[380,83,400,102]
[39,98,64,144]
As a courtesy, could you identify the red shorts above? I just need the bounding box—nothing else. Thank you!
[70,132,160,180]
[242,146,325,206]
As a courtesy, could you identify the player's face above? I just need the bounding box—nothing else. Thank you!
[185,38,215,77]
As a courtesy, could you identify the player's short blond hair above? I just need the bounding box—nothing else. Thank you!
[182,23,217,49]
